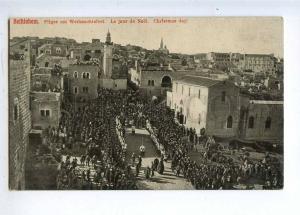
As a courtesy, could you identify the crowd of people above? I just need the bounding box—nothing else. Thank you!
[144,104,283,190]
[41,86,282,190]
[44,89,151,189]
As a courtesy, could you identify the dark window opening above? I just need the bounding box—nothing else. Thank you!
[227,115,233,128]
[265,117,272,129]
[83,87,89,93]
[248,116,254,128]
[161,76,172,88]
[14,104,18,121]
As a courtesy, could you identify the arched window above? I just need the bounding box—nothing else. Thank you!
[227,115,233,128]
[82,72,86,79]
[74,71,78,78]
[86,73,90,79]
[265,117,271,129]
[148,80,151,86]
[248,116,254,129]
[56,47,61,54]
[151,80,155,86]
[74,86,78,94]
[161,75,172,88]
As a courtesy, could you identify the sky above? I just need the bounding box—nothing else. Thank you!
[10,17,283,57]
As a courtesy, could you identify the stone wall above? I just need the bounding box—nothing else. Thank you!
[9,59,32,190]
[69,64,100,100]
[242,101,283,141]
[169,81,209,135]
[31,92,61,129]
[206,82,240,137]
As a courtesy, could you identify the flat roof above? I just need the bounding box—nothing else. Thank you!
[176,75,221,87]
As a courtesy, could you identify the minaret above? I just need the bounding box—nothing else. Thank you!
[103,30,113,78]
[160,38,164,49]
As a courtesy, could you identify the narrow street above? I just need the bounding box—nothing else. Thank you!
[125,129,194,190]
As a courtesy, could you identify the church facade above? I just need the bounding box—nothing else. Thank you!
[167,76,240,137]
[167,75,283,142]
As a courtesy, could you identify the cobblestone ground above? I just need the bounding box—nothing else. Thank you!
[125,129,194,190]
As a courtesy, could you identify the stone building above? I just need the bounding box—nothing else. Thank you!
[167,75,240,137]
[38,43,69,57]
[138,69,174,97]
[36,54,70,68]
[167,75,283,141]
[67,31,127,103]
[239,99,283,141]
[80,40,103,61]
[30,92,61,129]
[98,31,127,90]
[10,37,39,66]
[9,41,32,189]
[230,53,245,71]
[206,52,231,70]
[244,54,276,74]
[30,67,63,129]
[129,62,229,98]
[34,69,63,91]
[68,64,101,102]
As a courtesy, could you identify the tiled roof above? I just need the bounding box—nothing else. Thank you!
[176,75,221,87]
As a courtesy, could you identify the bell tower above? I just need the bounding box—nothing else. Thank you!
[103,30,113,78]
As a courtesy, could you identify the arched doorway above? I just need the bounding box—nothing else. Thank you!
[161,75,172,88]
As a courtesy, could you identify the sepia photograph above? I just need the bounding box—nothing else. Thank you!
[8,17,283,190]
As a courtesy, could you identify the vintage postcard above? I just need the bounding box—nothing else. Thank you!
[9,17,283,190]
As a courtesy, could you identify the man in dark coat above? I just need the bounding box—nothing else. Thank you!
[157,158,164,175]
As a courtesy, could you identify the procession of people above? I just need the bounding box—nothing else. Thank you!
[40,87,282,190]
[144,103,283,189]
[44,88,147,189]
